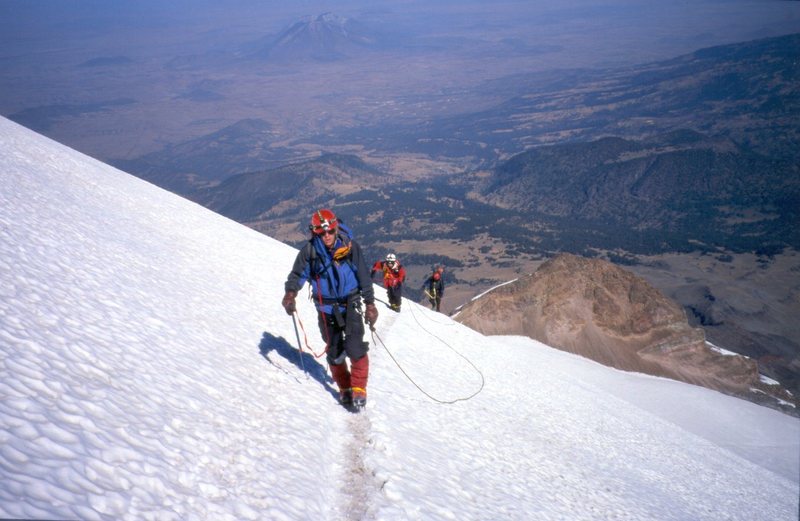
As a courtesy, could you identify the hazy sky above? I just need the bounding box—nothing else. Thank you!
[1,0,798,160]
[2,0,799,66]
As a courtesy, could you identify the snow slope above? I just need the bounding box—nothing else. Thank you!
[0,116,798,520]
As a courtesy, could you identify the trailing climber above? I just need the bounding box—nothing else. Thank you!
[424,265,445,312]
[371,253,407,312]
[282,209,378,410]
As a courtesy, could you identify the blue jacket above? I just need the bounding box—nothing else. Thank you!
[285,228,374,314]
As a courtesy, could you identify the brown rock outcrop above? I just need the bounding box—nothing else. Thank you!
[456,254,761,396]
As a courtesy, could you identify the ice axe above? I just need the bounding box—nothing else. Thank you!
[291,312,308,377]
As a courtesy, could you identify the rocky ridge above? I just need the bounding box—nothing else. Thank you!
[455,254,796,413]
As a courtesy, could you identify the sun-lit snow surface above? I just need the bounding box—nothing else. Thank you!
[0,115,798,520]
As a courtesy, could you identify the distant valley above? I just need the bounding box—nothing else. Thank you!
[112,33,800,182]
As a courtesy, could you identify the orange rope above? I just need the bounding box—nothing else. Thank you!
[294,311,328,359]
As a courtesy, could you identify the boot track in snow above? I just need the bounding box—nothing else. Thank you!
[337,301,398,520]
[341,412,382,521]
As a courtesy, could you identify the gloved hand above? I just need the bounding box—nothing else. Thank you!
[364,302,378,328]
[281,290,297,315]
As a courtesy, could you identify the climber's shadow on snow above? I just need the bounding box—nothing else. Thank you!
[258,332,337,398]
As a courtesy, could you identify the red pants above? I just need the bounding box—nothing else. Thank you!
[330,354,369,391]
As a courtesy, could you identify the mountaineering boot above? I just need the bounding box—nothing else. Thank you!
[350,354,369,411]
[339,388,353,407]
[351,387,367,410]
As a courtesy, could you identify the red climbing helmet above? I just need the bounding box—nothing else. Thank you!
[309,208,338,234]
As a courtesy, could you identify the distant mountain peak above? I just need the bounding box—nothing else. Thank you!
[307,12,348,26]
[258,12,378,62]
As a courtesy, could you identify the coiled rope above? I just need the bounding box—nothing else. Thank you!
[371,303,485,404]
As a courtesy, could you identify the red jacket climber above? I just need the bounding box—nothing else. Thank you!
[371,253,406,311]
